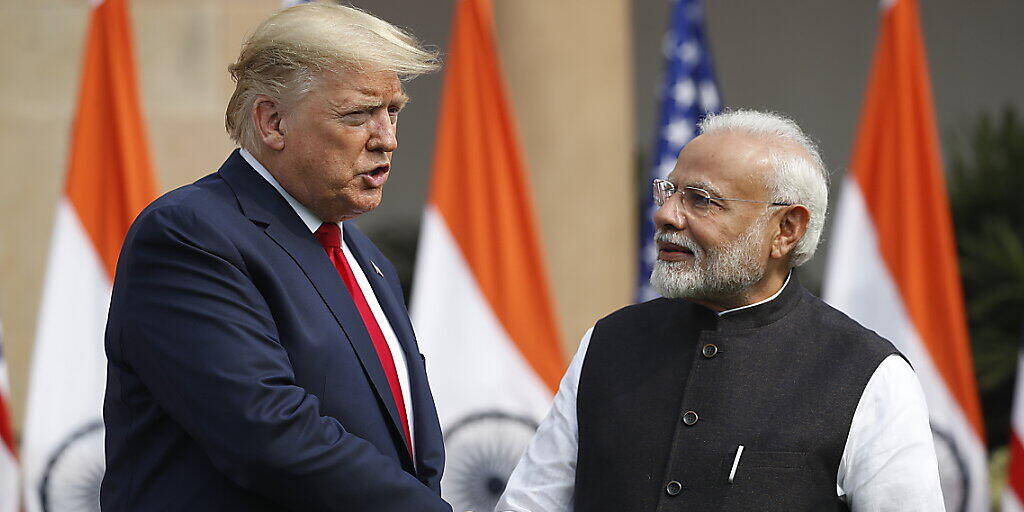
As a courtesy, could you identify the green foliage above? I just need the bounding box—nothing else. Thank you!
[991,444,1009,511]
[948,107,1024,448]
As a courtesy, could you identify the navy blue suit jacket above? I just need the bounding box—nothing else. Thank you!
[101,151,452,511]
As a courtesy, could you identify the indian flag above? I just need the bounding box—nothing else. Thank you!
[21,0,156,509]
[410,1,565,511]
[1005,334,1024,511]
[823,0,987,510]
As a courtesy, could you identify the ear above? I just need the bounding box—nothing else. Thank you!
[252,95,286,151]
[770,204,810,262]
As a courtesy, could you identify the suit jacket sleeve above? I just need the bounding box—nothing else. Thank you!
[111,204,451,511]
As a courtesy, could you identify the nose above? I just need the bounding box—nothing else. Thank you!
[367,112,398,153]
[653,197,687,232]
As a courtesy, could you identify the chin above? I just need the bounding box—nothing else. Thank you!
[360,194,383,212]
[347,194,383,217]
[650,261,697,299]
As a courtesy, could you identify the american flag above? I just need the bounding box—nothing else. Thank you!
[0,323,17,512]
[637,0,722,301]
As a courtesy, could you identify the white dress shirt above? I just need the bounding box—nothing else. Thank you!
[497,275,944,512]
[240,149,415,454]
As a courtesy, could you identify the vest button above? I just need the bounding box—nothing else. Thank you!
[682,410,699,426]
[665,480,682,496]
[702,344,718,358]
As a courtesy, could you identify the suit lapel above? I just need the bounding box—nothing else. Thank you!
[217,152,409,460]
[343,225,435,469]
[342,226,420,368]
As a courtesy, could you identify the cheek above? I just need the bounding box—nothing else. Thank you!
[334,138,371,169]
[331,126,368,149]
[689,221,726,247]
[712,217,755,242]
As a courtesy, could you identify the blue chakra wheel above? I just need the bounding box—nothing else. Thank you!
[39,421,104,512]
[931,424,969,512]
[442,411,539,512]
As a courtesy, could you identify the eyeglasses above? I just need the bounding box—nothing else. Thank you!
[652,179,792,217]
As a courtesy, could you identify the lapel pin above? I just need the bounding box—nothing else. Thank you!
[371,260,384,278]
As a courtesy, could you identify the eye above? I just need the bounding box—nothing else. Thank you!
[341,110,370,124]
[388,106,401,124]
[685,188,713,209]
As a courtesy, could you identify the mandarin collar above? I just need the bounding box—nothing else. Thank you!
[691,273,805,333]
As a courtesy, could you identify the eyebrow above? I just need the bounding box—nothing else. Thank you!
[329,94,405,114]
[358,88,410,106]
[684,180,724,198]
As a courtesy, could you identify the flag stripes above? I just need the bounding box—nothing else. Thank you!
[823,0,987,509]
[411,0,565,510]
[22,0,156,509]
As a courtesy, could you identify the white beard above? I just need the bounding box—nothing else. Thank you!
[650,219,768,302]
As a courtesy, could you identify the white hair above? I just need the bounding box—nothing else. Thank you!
[697,109,829,267]
[225,3,440,153]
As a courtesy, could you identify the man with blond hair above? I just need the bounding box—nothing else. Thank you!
[498,110,944,511]
[101,4,452,511]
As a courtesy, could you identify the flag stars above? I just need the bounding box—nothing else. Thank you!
[664,118,695,147]
[700,80,720,112]
[673,80,696,107]
[679,39,700,66]
[642,0,720,302]
[658,156,677,178]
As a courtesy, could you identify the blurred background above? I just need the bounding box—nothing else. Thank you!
[1,0,1022,508]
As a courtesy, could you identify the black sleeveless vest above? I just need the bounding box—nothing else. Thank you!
[573,278,900,511]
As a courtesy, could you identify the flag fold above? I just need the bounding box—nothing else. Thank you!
[22,0,156,509]
[411,1,565,511]
[824,0,987,509]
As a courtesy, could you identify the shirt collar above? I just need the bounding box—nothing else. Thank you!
[240,148,340,236]
[718,272,792,317]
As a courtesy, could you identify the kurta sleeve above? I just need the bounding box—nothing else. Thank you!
[495,328,593,512]
[838,354,946,511]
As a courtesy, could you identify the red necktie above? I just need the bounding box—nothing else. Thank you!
[314,223,412,455]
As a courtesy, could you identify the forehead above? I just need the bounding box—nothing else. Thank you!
[318,70,407,105]
[668,132,770,196]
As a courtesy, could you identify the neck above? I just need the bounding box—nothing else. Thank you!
[694,268,790,312]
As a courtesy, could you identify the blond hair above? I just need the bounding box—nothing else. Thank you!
[225,2,440,152]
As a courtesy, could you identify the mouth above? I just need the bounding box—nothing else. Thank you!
[657,240,695,261]
[361,164,390,188]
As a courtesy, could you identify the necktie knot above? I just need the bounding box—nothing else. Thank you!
[314,222,341,249]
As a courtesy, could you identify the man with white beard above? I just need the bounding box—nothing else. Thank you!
[497,110,945,512]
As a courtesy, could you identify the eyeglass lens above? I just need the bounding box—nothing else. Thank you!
[653,180,714,215]
[653,180,672,206]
